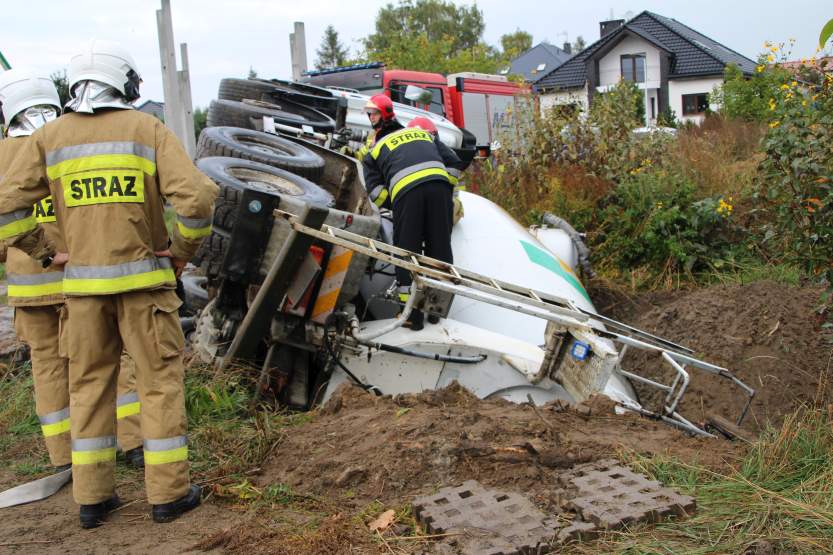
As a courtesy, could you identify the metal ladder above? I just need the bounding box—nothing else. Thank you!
[279,210,756,437]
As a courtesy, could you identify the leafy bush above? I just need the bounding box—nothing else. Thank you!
[757,55,833,286]
[712,59,791,122]
[593,170,737,277]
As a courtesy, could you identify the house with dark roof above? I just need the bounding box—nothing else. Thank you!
[533,11,757,125]
[137,99,165,121]
[503,42,573,83]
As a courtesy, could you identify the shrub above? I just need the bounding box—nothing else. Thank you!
[757,56,833,287]
[593,170,737,277]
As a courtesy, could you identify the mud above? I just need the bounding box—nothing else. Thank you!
[596,281,833,431]
[0,469,239,555]
[0,280,827,553]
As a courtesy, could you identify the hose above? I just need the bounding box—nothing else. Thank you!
[323,315,382,396]
[350,282,417,342]
[542,212,595,278]
[356,340,487,364]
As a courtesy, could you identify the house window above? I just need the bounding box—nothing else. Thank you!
[620,54,645,83]
[682,93,709,116]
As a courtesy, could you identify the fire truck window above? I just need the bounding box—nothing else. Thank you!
[390,83,445,117]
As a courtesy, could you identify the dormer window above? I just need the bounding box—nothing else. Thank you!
[621,54,646,82]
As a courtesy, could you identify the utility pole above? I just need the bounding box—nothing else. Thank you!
[156,0,196,157]
[289,21,308,81]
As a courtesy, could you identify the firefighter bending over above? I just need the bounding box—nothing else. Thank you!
[361,96,454,330]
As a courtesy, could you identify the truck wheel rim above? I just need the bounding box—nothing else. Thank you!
[227,167,304,196]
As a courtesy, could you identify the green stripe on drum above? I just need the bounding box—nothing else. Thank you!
[519,240,590,303]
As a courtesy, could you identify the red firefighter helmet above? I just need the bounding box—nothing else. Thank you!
[364,94,395,120]
[407,116,437,135]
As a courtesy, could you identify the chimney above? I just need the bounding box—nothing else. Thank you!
[563,41,572,55]
[599,19,625,38]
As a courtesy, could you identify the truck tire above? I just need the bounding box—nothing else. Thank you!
[192,157,335,280]
[219,78,341,119]
[206,99,335,133]
[196,127,325,181]
[217,78,286,102]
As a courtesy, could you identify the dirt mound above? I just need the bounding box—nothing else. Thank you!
[601,281,832,431]
[254,382,738,509]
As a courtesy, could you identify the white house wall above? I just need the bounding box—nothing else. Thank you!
[597,36,661,89]
[539,85,589,113]
[668,77,723,125]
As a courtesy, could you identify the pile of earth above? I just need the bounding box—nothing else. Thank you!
[197,382,742,553]
[592,280,832,432]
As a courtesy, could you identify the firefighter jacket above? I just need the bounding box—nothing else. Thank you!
[362,126,451,209]
[0,136,65,306]
[434,140,466,196]
[0,109,219,296]
[355,119,404,162]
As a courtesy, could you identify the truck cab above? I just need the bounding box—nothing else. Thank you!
[302,63,529,152]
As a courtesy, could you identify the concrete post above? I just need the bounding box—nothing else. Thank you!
[156,0,182,139]
[156,0,196,157]
[178,43,197,156]
[290,21,307,81]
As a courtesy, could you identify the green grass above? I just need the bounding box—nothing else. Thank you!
[576,406,833,554]
[703,259,802,287]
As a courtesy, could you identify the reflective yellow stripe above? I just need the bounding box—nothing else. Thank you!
[63,268,176,295]
[8,281,64,298]
[116,402,140,419]
[33,196,56,223]
[371,129,433,159]
[398,292,410,302]
[72,436,117,465]
[0,215,37,240]
[72,448,117,465]
[144,446,188,465]
[447,174,459,186]
[46,154,156,180]
[42,419,71,438]
[373,188,389,207]
[391,168,449,200]
[176,220,212,239]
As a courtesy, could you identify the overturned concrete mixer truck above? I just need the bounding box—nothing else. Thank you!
[187,77,755,439]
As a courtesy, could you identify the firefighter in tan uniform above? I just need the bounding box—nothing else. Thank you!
[0,69,144,473]
[0,41,218,528]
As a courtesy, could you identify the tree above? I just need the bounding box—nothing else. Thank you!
[316,25,349,69]
[193,106,208,142]
[572,36,586,53]
[50,70,69,107]
[364,0,498,74]
[247,67,258,79]
[365,0,485,56]
[500,29,533,61]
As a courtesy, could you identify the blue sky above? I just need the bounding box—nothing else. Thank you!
[3,0,829,108]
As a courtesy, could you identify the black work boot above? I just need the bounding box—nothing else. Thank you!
[123,446,145,468]
[152,484,202,523]
[406,309,424,331]
[79,494,122,529]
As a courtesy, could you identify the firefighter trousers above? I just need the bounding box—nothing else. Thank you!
[392,180,454,288]
[14,306,142,467]
[63,289,190,505]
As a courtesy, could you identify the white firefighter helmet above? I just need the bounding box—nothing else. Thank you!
[68,39,141,100]
[0,69,61,127]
